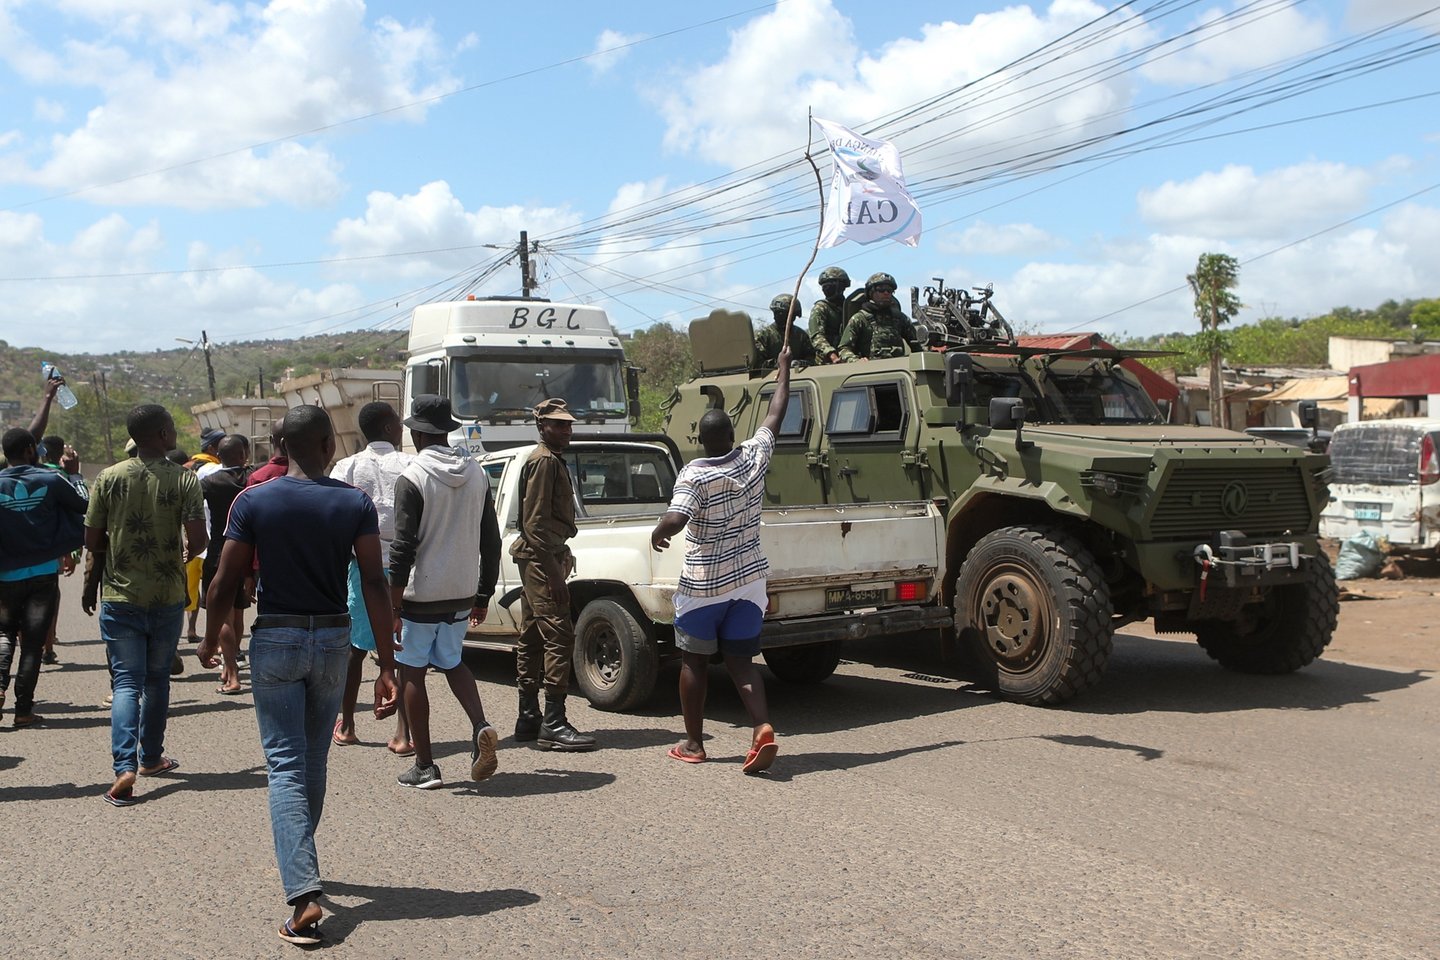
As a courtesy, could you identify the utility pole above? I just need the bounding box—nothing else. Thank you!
[201,330,218,401]
[518,230,537,298]
[93,371,114,460]
[258,366,265,399]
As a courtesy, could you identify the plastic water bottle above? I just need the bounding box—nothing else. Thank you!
[42,363,79,410]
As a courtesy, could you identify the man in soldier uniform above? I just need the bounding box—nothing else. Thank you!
[808,266,850,363]
[755,294,814,367]
[838,272,919,361]
[510,398,595,751]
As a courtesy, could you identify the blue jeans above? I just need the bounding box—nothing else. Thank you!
[249,623,350,905]
[101,601,184,774]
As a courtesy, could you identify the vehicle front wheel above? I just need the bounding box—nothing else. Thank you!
[1194,553,1339,673]
[573,598,659,712]
[762,640,843,684]
[954,525,1113,705]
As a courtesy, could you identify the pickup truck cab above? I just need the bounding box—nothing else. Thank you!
[464,435,952,710]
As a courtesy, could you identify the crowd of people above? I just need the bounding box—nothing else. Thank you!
[0,359,792,946]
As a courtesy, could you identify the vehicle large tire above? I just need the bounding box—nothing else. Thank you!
[1194,552,1339,674]
[762,640,843,684]
[573,598,659,712]
[954,525,1113,705]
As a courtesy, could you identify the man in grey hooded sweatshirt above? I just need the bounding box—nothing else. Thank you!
[387,395,502,790]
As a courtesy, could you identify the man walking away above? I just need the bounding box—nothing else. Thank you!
[651,347,792,773]
[328,401,413,753]
[510,398,595,751]
[387,395,502,789]
[200,435,252,694]
[83,405,207,805]
[0,428,88,726]
[198,405,397,946]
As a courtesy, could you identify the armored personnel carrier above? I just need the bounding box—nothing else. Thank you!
[662,285,1337,705]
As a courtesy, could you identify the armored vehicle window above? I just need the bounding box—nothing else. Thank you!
[1041,364,1162,425]
[825,382,908,439]
[757,385,812,443]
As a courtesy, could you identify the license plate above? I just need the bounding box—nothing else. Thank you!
[826,586,886,609]
[1355,503,1383,521]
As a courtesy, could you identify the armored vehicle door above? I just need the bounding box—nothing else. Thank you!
[822,372,924,504]
[756,378,827,505]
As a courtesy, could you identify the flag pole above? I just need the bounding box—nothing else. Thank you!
[783,107,826,351]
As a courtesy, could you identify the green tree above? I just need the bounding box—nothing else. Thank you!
[624,323,694,430]
[1187,253,1242,428]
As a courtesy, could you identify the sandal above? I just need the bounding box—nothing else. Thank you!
[667,743,706,764]
[742,731,778,775]
[387,740,415,757]
[138,757,180,776]
[278,918,324,946]
[102,789,138,807]
[331,719,359,746]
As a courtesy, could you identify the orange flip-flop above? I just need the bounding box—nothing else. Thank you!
[667,744,707,764]
[742,731,778,774]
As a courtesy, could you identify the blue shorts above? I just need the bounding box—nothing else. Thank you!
[395,614,468,670]
[674,598,764,658]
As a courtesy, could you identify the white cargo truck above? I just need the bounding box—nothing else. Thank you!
[404,296,638,455]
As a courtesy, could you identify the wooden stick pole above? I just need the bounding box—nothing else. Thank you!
[783,108,827,350]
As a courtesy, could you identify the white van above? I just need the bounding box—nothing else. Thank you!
[1320,418,1440,549]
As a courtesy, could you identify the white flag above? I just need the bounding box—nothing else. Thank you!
[813,117,922,248]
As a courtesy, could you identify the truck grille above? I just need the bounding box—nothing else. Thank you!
[1148,467,1312,540]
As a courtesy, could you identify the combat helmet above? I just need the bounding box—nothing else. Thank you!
[865,271,897,292]
[770,293,799,313]
[818,266,850,286]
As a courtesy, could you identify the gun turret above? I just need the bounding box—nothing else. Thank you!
[911,279,1016,348]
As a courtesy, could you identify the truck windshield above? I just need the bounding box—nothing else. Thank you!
[451,355,626,421]
[968,360,1163,425]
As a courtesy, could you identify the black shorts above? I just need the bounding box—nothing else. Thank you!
[200,553,250,611]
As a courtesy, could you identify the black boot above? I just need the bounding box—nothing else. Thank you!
[514,689,542,742]
[538,695,596,752]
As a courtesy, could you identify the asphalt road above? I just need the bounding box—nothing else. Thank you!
[2,587,1436,960]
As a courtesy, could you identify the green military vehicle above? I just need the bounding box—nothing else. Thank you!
[662,282,1338,705]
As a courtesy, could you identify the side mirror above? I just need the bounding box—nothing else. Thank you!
[626,366,642,424]
[944,352,972,407]
[1298,398,1319,429]
[989,398,1027,430]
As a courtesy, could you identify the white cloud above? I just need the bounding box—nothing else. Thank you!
[940,220,1063,256]
[658,0,1143,185]
[0,0,461,209]
[329,180,581,283]
[1346,0,1440,33]
[33,98,66,123]
[1137,162,1374,239]
[994,201,1440,338]
[1141,2,1330,86]
[588,29,644,75]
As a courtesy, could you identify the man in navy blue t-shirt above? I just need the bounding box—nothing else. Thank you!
[199,405,397,946]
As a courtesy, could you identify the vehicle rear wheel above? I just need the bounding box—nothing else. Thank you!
[1194,553,1338,673]
[954,525,1113,705]
[573,598,659,712]
[762,640,843,684]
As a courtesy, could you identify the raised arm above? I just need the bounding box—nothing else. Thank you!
[759,346,792,437]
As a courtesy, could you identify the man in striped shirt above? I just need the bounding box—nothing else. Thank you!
[651,346,791,774]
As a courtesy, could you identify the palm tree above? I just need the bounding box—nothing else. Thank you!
[1187,253,1242,428]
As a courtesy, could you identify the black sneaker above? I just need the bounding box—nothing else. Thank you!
[397,763,443,790]
[41,650,58,666]
[170,654,184,676]
[470,723,498,782]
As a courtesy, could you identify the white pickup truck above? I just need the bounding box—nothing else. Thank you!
[463,434,953,710]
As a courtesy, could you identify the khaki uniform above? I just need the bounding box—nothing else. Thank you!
[838,301,918,361]
[754,323,815,367]
[808,299,846,360]
[509,443,578,696]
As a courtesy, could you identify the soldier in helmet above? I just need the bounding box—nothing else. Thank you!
[755,294,815,368]
[809,266,850,364]
[838,272,918,362]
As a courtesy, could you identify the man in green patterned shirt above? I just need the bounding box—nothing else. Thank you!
[83,404,207,807]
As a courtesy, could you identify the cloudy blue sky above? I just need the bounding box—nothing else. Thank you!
[2,0,1438,356]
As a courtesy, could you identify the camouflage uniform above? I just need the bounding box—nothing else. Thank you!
[755,322,815,367]
[808,299,846,361]
[838,300,917,361]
